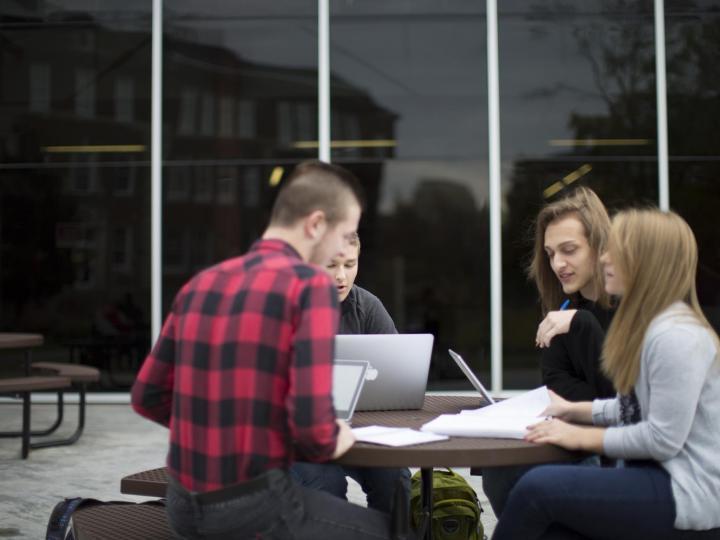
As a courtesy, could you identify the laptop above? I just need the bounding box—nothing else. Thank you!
[332,359,369,422]
[334,333,434,411]
[447,349,495,405]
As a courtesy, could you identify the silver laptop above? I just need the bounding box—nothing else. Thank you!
[334,334,434,411]
[332,359,369,422]
[448,349,495,405]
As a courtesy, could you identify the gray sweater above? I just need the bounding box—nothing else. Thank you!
[592,302,720,530]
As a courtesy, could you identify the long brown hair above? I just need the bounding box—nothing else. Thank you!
[602,209,717,394]
[528,187,612,314]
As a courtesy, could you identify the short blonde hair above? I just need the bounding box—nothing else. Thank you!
[528,187,612,314]
[602,209,717,394]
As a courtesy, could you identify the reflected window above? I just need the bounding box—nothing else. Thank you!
[30,63,51,112]
[75,68,96,118]
[114,77,135,123]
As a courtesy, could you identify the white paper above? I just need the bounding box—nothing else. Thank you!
[352,425,449,447]
[420,386,550,439]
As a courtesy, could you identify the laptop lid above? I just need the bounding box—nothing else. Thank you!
[448,349,495,405]
[334,333,434,411]
[332,359,369,422]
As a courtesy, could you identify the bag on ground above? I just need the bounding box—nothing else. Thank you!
[410,468,484,540]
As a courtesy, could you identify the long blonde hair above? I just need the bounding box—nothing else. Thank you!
[528,187,612,314]
[602,209,717,394]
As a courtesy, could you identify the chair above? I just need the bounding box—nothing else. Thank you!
[0,376,71,458]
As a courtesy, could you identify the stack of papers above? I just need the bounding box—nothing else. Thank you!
[352,425,449,447]
[420,386,550,439]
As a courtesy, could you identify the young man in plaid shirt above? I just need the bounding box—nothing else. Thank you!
[132,161,405,539]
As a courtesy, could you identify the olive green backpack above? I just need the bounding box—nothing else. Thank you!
[410,468,484,540]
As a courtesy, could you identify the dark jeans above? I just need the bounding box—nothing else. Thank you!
[166,469,407,540]
[492,461,681,540]
[481,455,601,518]
[290,462,411,514]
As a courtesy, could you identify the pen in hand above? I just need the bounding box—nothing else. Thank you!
[559,299,570,311]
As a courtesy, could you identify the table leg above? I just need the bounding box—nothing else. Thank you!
[421,468,434,540]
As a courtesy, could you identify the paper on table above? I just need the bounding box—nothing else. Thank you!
[352,425,449,447]
[420,386,550,439]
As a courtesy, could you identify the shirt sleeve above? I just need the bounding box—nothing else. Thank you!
[541,309,613,400]
[286,272,339,462]
[602,326,715,460]
[130,309,177,427]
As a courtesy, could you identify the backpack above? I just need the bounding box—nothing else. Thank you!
[410,468,484,540]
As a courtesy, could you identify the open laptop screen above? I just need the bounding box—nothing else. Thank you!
[332,359,369,422]
[448,349,495,405]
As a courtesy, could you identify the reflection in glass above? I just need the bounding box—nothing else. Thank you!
[330,2,490,387]
[665,4,720,331]
[0,4,152,389]
[499,1,657,388]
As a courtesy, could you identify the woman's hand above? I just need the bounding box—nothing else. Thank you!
[541,389,574,421]
[525,417,604,453]
[535,309,577,348]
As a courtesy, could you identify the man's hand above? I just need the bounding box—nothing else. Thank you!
[331,419,356,459]
[536,309,577,348]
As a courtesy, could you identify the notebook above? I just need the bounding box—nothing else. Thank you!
[448,349,495,405]
[334,333,434,411]
[332,359,369,422]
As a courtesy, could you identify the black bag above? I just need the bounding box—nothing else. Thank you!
[410,468,484,540]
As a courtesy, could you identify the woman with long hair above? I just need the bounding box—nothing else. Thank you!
[482,187,616,518]
[492,209,720,539]
[528,186,615,400]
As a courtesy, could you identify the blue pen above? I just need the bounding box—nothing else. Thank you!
[559,299,570,310]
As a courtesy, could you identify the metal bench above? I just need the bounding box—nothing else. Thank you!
[70,501,173,539]
[29,361,100,448]
[0,376,71,458]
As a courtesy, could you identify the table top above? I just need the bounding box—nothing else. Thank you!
[0,333,44,349]
[121,395,582,498]
[336,395,582,468]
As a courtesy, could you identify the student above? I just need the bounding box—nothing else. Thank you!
[482,187,616,517]
[493,209,720,539]
[528,186,615,401]
[291,233,411,514]
[131,161,407,539]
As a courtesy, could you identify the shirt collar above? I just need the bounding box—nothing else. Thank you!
[250,238,303,261]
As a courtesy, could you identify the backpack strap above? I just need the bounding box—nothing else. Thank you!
[46,498,85,540]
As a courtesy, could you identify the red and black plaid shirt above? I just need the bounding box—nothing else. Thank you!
[131,239,340,493]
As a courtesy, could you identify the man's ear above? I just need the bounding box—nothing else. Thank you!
[304,210,327,240]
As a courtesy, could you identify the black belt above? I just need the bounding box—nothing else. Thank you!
[170,470,274,505]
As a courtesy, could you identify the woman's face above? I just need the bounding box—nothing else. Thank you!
[325,243,359,302]
[544,215,597,300]
[600,250,625,296]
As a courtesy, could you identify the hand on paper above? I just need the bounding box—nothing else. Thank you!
[540,390,574,421]
[535,309,577,348]
[525,417,604,453]
[331,419,356,459]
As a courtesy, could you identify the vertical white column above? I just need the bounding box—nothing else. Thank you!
[151,0,163,341]
[487,0,503,393]
[655,0,670,211]
[318,0,331,162]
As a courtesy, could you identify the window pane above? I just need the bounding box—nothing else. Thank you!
[0,4,151,390]
[499,1,658,388]
[666,2,720,331]
[330,1,490,389]
[161,2,318,311]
